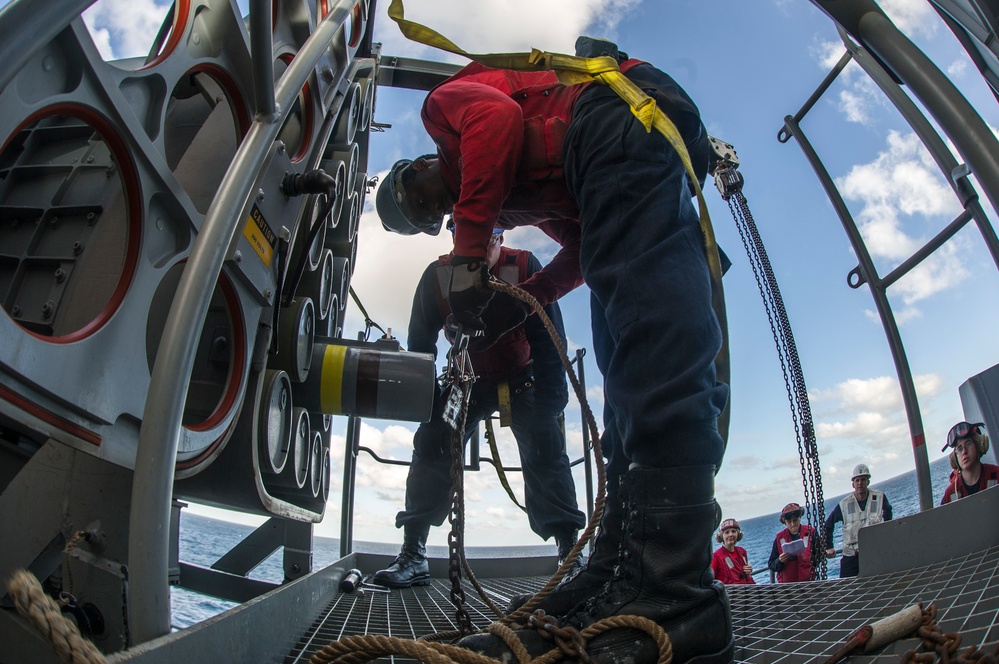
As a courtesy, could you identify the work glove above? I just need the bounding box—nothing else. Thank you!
[468,291,531,351]
[447,256,493,330]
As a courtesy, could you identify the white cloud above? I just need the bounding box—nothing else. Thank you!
[816,410,901,440]
[342,185,455,343]
[83,0,172,60]
[86,26,115,60]
[374,0,642,62]
[814,39,848,72]
[863,306,923,326]
[879,0,939,39]
[836,131,968,304]
[838,87,872,125]
[947,59,967,77]
[811,373,944,413]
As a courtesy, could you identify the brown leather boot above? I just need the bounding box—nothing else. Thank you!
[463,466,733,664]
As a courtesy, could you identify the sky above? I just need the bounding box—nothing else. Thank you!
[33,0,999,548]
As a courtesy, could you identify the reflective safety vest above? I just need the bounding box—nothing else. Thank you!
[942,463,999,503]
[840,490,885,557]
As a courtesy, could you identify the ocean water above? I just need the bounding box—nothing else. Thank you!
[171,455,955,629]
[733,455,954,582]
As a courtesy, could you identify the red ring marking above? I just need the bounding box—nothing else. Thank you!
[188,63,252,138]
[347,2,364,48]
[277,53,314,163]
[0,384,101,447]
[0,103,142,343]
[184,270,247,433]
[139,0,193,70]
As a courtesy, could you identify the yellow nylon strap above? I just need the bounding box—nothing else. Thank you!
[484,417,527,512]
[387,0,730,441]
[496,381,513,428]
[386,0,723,295]
[320,344,348,414]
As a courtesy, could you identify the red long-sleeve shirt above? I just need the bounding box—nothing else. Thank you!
[420,63,594,306]
[711,546,755,585]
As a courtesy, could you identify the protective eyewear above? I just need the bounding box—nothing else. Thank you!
[943,421,984,451]
[446,218,504,235]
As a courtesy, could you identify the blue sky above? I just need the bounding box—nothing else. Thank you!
[42,0,999,547]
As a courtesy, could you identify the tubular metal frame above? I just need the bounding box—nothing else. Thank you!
[785,0,999,512]
[131,0,366,643]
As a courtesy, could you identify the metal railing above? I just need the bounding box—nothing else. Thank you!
[785,0,999,513]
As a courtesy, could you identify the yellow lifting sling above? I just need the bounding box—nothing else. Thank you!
[387,0,731,442]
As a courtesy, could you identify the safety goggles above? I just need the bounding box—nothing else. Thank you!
[943,421,985,451]
[446,218,504,235]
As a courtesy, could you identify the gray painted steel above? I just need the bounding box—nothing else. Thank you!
[861,484,999,575]
[130,0,365,641]
[960,363,999,467]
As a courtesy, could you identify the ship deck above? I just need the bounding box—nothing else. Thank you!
[285,544,999,664]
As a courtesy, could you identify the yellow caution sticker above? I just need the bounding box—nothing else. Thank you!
[243,204,277,266]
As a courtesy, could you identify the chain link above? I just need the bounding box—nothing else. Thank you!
[444,339,475,636]
[901,603,999,663]
[725,183,827,580]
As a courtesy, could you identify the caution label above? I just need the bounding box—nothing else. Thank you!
[243,204,276,266]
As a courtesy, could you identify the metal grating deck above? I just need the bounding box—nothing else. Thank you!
[286,546,999,663]
[284,575,546,663]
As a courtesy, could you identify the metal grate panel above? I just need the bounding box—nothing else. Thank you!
[284,576,547,663]
[731,545,999,662]
[286,546,999,663]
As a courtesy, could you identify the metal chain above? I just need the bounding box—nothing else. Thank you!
[724,181,827,580]
[901,603,999,663]
[444,339,475,636]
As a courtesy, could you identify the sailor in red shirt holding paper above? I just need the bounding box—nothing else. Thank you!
[768,503,817,583]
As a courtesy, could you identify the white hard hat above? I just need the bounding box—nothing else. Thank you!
[852,463,871,480]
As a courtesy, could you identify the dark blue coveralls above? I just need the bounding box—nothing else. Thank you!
[565,63,729,489]
[397,250,586,541]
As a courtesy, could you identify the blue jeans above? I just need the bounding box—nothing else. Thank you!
[396,370,585,540]
[563,85,729,489]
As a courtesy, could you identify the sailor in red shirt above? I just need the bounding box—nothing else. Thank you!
[711,519,755,585]
[768,503,817,583]
[377,37,731,664]
[941,422,999,504]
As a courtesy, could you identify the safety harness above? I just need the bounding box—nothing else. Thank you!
[386,0,730,444]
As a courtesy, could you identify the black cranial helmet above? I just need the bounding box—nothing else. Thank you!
[375,159,444,236]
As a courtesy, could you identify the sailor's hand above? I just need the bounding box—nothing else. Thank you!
[778,552,794,563]
[825,548,836,559]
[448,256,493,330]
[468,292,531,351]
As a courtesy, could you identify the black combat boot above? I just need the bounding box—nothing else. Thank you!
[506,497,623,616]
[372,523,431,588]
[555,527,582,571]
[463,466,734,664]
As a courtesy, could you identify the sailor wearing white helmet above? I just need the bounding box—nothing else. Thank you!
[824,463,893,578]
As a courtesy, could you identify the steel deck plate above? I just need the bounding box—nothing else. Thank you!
[286,546,999,663]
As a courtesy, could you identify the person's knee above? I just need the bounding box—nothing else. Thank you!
[525,414,567,465]
[414,422,449,460]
